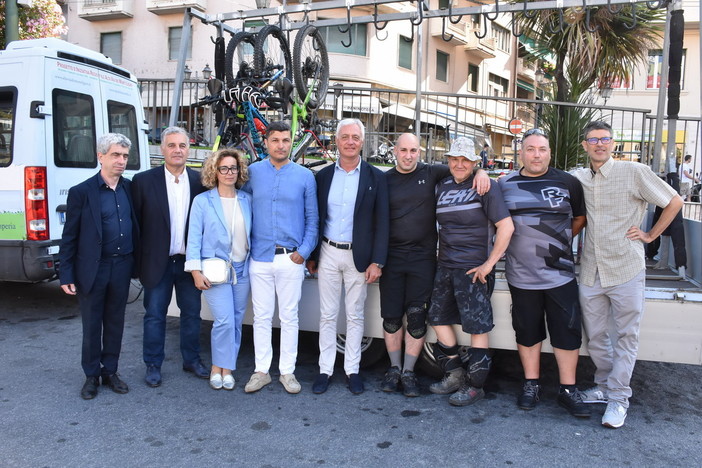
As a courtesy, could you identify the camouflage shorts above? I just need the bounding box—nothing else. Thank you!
[428,265,495,335]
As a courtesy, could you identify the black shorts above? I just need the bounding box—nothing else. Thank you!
[427,265,495,335]
[379,253,435,319]
[508,279,582,350]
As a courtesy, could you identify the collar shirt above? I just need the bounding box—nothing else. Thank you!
[324,158,361,243]
[98,175,133,257]
[245,159,319,262]
[165,167,190,256]
[572,158,677,287]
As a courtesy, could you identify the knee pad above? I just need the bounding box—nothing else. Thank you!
[383,317,403,335]
[406,305,427,339]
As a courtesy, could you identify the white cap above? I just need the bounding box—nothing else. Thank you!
[445,137,479,161]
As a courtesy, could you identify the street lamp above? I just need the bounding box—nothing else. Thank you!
[183,65,192,80]
[202,64,212,80]
[535,68,545,85]
[600,85,613,106]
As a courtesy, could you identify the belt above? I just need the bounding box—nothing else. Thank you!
[322,237,352,250]
[169,254,185,260]
[275,246,297,255]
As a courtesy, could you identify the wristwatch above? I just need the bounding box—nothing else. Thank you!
[373,263,384,269]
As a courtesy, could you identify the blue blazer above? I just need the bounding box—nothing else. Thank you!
[59,172,138,294]
[131,165,205,288]
[185,188,252,277]
[311,160,389,272]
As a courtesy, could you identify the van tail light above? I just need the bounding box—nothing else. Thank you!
[25,166,49,241]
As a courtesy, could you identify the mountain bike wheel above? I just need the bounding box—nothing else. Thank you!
[253,25,293,82]
[293,24,329,110]
[224,31,256,87]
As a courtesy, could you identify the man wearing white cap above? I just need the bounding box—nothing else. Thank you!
[428,137,514,406]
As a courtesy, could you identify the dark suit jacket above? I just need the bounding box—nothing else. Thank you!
[59,172,138,294]
[311,160,389,272]
[131,165,205,288]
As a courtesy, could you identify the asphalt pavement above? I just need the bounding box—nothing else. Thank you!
[1,280,700,467]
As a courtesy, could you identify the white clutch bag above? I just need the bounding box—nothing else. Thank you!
[201,258,233,285]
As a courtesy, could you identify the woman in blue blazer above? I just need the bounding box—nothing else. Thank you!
[185,149,252,390]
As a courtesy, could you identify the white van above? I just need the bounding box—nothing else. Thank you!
[0,38,149,282]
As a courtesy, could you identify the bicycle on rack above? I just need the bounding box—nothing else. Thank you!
[195,24,334,168]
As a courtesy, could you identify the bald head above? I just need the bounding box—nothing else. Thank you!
[394,133,421,174]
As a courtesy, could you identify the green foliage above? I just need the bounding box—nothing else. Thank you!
[0,0,68,49]
[542,103,597,170]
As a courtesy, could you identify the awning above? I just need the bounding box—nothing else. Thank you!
[517,79,535,93]
[381,103,452,128]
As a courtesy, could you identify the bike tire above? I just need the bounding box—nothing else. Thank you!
[253,25,293,82]
[224,31,257,87]
[213,36,226,82]
[293,24,330,110]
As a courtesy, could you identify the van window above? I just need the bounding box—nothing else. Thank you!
[53,89,97,168]
[107,101,141,170]
[0,87,16,167]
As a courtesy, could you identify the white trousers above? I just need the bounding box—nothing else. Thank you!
[318,242,368,376]
[580,270,646,408]
[249,255,305,375]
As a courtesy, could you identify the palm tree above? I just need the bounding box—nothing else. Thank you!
[515,4,665,168]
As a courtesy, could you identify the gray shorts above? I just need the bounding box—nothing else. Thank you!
[428,265,495,335]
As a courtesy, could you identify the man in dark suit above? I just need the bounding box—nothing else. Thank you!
[60,133,137,400]
[306,118,389,395]
[132,126,208,387]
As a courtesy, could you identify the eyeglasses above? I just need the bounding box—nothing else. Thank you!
[585,137,613,145]
[523,128,548,139]
[217,166,239,174]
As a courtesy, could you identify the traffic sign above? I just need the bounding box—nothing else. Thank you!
[508,119,523,135]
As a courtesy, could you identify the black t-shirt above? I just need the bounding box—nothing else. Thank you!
[385,163,450,257]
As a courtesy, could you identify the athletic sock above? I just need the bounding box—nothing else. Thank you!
[388,350,402,369]
[403,353,418,372]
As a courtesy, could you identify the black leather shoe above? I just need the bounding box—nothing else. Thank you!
[102,373,129,394]
[81,376,99,400]
[312,373,330,394]
[183,360,209,379]
[347,373,364,395]
[145,365,162,388]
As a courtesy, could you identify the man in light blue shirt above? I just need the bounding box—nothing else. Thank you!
[243,121,319,394]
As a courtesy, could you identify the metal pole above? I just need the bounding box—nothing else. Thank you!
[169,9,194,127]
[5,0,20,45]
[652,3,673,173]
[414,23,422,143]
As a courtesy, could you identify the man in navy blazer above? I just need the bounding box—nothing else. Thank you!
[306,118,389,395]
[132,127,208,387]
[60,133,137,400]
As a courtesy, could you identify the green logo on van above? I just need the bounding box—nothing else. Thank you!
[0,212,25,240]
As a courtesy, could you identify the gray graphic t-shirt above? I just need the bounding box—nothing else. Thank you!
[498,167,585,289]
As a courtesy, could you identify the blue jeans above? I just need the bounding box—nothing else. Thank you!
[143,255,202,367]
[202,262,250,370]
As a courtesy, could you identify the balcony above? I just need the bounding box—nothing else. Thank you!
[517,57,537,80]
[463,30,496,60]
[146,0,206,15]
[429,16,468,46]
[78,0,134,21]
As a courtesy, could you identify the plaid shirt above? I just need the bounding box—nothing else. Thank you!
[572,158,677,287]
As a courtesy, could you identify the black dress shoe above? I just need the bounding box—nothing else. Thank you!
[312,373,331,394]
[102,373,129,394]
[182,360,209,379]
[145,365,162,388]
[347,373,364,395]
[81,376,99,400]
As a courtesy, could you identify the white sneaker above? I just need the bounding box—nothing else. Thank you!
[244,372,271,393]
[602,401,627,428]
[222,374,235,391]
[279,374,302,394]
[209,373,223,390]
[581,385,608,403]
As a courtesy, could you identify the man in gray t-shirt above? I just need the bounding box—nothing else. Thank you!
[498,129,589,419]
